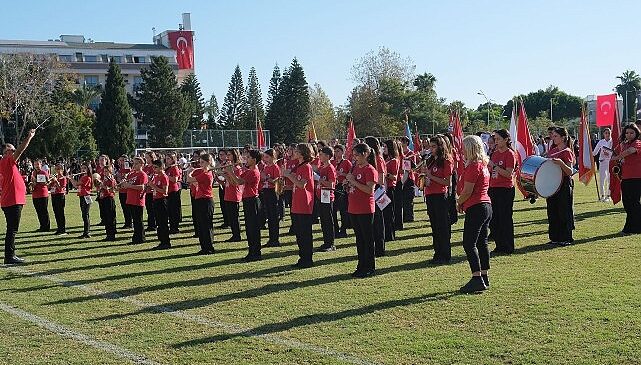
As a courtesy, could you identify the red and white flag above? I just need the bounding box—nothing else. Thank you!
[345,119,356,160]
[515,99,535,162]
[609,106,622,204]
[596,94,617,127]
[449,109,465,193]
[256,120,266,150]
[578,107,595,185]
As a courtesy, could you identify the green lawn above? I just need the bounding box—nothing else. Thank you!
[0,183,639,365]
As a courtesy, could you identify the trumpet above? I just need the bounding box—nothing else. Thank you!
[612,160,623,179]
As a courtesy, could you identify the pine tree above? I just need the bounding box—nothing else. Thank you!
[95,59,134,156]
[279,58,310,143]
[219,65,246,129]
[266,64,281,112]
[264,64,283,142]
[243,67,264,129]
[133,56,188,147]
[204,93,219,129]
[180,73,205,130]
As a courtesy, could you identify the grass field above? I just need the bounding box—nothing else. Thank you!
[0,183,640,365]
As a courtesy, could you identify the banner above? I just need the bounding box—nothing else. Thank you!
[167,31,195,70]
[596,94,617,127]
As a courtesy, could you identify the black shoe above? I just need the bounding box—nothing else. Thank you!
[196,248,215,255]
[121,224,132,229]
[292,261,313,269]
[375,251,385,257]
[145,227,156,232]
[335,232,347,239]
[353,270,375,278]
[217,224,229,229]
[78,234,91,239]
[191,234,199,238]
[317,245,336,252]
[459,276,487,293]
[242,254,262,262]
[225,236,242,243]
[262,242,281,248]
[101,237,116,242]
[151,244,171,251]
[481,274,490,288]
[351,270,362,277]
[4,256,25,265]
[169,229,180,235]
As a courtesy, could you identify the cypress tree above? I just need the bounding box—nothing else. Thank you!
[180,73,205,130]
[204,93,220,129]
[280,58,310,143]
[265,64,281,112]
[243,67,264,129]
[95,59,134,156]
[219,65,246,129]
[264,64,283,142]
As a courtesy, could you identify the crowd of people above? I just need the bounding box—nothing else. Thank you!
[1,122,640,293]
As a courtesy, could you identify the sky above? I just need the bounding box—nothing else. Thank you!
[2,0,639,109]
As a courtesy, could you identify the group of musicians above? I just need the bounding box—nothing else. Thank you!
[2,123,641,293]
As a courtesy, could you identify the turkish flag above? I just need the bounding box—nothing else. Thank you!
[609,107,622,204]
[596,94,617,127]
[514,100,536,197]
[449,110,465,194]
[345,120,356,161]
[167,31,194,70]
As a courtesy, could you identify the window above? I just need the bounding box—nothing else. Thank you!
[75,52,83,62]
[84,55,98,62]
[58,55,73,62]
[125,55,134,63]
[84,75,99,86]
[133,56,146,64]
[101,54,109,63]
[110,56,122,63]
[133,76,143,91]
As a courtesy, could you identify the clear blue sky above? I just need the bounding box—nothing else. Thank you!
[2,0,639,109]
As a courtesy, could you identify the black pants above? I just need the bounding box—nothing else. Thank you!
[278,191,285,220]
[463,203,492,273]
[402,179,415,222]
[373,205,385,256]
[382,188,396,241]
[97,196,104,224]
[546,179,574,243]
[167,190,181,232]
[319,201,335,247]
[194,198,214,252]
[262,189,280,244]
[448,174,459,225]
[118,192,132,226]
[51,194,66,233]
[154,198,171,247]
[394,182,404,230]
[2,204,23,259]
[488,187,515,253]
[100,197,117,238]
[292,213,313,264]
[79,197,91,236]
[218,186,229,226]
[426,193,452,261]
[145,193,156,229]
[333,185,349,234]
[33,196,50,231]
[243,197,261,256]
[622,178,641,234]
[225,201,241,239]
[128,204,145,244]
[351,213,375,273]
[190,195,199,236]
[284,189,293,208]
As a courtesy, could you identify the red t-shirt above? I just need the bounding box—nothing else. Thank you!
[31,169,50,198]
[548,147,575,171]
[375,155,386,186]
[0,155,26,207]
[117,167,131,193]
[99,176,116,199]
[195,170,213,199]
[385,158,399,188]
[621,140,641,179]
[77,175,93,197]
[189,169,201,197]
[125,170,147,206]
[165,165,182,193]
[401,149,417,182]
[224,166,243,202]
[348,164,378,214]
[242,166,260,198]
[461,161,491,212]
[489,149,516,188]
[143,165,155,193]
[291,163,314,214]
[424,159,453,195]
[261,164,281,189]
[284,158,298,189]
[316,163,336,200]
[51,175,67,195]
[332,158,352,185]
[152,173,169,200]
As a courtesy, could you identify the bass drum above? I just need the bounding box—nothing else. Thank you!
[519,156,563,199]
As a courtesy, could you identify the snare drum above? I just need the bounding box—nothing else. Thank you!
[518,156,563,198]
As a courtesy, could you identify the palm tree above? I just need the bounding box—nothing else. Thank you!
[615,70,641,123]
[72,84,102,111]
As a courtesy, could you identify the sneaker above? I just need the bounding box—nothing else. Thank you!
[481,274,490,288]
[145,227,156,232]
[4,256,26,265]
[262,242,281,248]
[242,254,262,262]
[225,236,242,243]
[459,276,487,293]
[557,241,573,246]
[151,244,171,251]
[316,245,336,252]
[353,270,375,278]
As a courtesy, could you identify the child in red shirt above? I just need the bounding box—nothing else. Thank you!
[70,163,94,239]
[148,159,171,250]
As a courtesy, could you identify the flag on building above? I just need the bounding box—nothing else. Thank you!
[578,107,595,185]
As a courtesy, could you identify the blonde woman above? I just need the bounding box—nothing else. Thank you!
[457,135,492,293]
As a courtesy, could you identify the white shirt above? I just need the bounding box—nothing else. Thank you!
[593,138,613,162]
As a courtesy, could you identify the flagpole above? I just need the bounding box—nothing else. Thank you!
[588,104,601,201]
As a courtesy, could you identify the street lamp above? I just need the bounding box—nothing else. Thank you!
[477,90,491,128]
[550,97,555,123]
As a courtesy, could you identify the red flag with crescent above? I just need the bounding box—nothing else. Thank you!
[167,31,194,70]
[596,94,617,127]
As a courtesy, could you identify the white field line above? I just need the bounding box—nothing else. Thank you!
[3,266,380,365]
[0,301,160,365]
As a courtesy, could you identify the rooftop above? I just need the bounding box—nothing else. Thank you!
[0,39,171,51]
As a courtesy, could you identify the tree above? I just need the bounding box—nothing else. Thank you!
[204,93,219,129]
[243,67,265,129]
[180,73,205,130]
[264,64,283,140]
[219,65,246,129]
[95,59,135,156]
[266,64,281,112]
[277,58,311,143]
[133,56,188,147]
[504,86,582,126]
[72,84,102,111]
[308,83,339,140]
[615,70,641,123]
[350,46,416,91]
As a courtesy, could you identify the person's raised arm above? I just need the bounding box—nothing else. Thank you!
[14,129,36,161]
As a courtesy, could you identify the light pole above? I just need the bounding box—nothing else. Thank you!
[550,97,555,123]
[477,90,491,128]
[625,88,637,122]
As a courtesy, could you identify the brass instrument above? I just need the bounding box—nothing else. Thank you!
[210,162,244,172]
[274,177,284,197]
[612,160,623,179]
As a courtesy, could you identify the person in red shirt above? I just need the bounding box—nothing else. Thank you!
[283,143,315,268]
[186,153,215,255]
[30,159,51,232]
[283,144,298,234]
[331,144,352,238]
[382,139,400,242]
[50,163,68,235]
[70,163,95,239]
[121,157,148,245]
[223,149,243,242]
[346,143,378,278]
[97,165,117,241]
[143,151,157,232]
[164,152,183,234]
[457,135,492,293]
[421,135,454,264]
[1,129,35,264]
[227,149,262,261]
[487,129,517,255]
[364,137,387,257]
[546,127,576,246]
[612,123,641,235]
[215,149,229,229]
[148,159,171,250]
[274,144,287,221]
[115,155,132,229]
[187,150,202,238]
[399,136,417,224]
[316,146,337,252]
[259,149,282,248]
